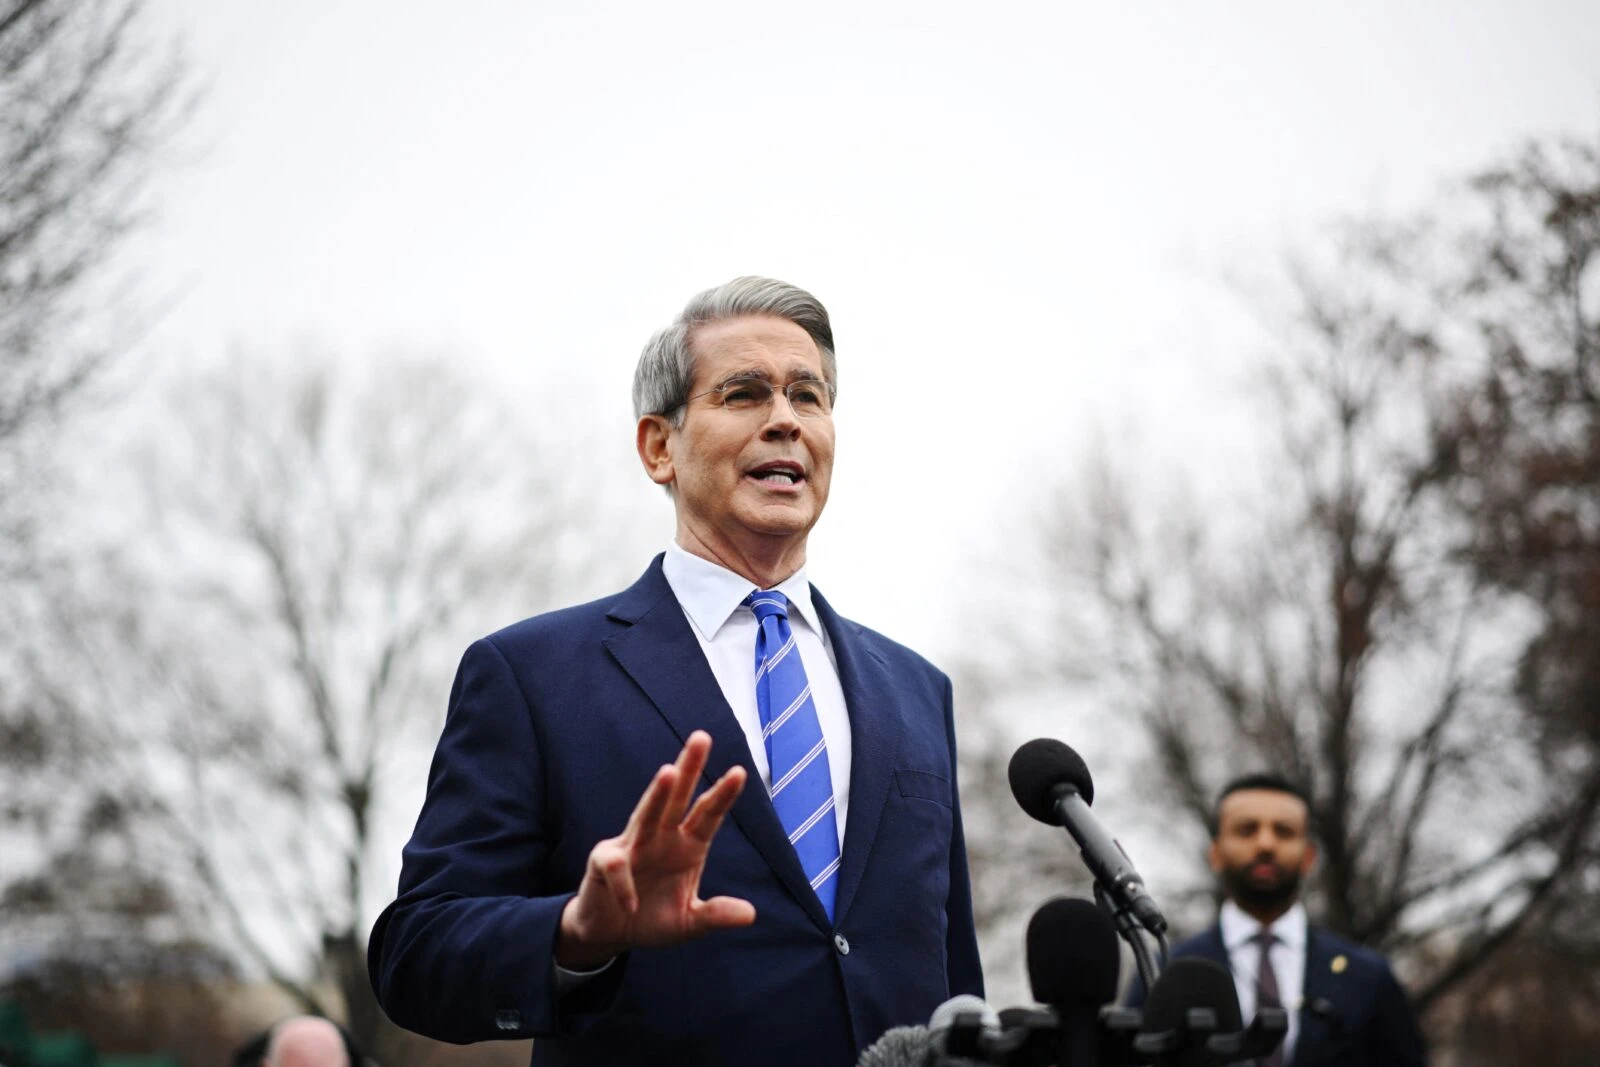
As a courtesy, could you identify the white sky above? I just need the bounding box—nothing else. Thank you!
[136,0,1600,657]
[124,0,1600,996]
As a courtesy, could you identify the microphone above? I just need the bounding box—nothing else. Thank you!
[930,993,1001,1060]
[1305,996,1341,1027]
[1026,897,1121,1067]
[854,1026,932,1067]
[854,994,999,1067]
[1026,897,1121,1007]
[1133,956,1284,1066]
[1008,739,1168,935]
[930,993,1000,1031]
[994,1007,1053,1067]
[1136,957,1240,1066]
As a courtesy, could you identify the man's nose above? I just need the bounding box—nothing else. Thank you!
[760,393,803,439]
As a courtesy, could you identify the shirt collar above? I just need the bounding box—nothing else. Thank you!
[662,543,822,640]
[1219,899,1307,952]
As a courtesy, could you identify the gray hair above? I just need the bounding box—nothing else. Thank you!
[631,276,837,426]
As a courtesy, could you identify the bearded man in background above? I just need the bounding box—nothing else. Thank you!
[1141,774,1428,1067]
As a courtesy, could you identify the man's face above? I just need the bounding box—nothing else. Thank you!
[650,315,835,552]
[1208,788,1317,914]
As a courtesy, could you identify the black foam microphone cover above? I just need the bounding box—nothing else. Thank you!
[1141,956,1243,1035]
[1025,896,1121,1009]
[1008,739,1095,824]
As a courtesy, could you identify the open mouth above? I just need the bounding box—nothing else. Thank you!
[746,462,805,489]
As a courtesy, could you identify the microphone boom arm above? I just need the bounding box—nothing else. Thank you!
[1051,786,1168,936]
[1093,880,1165,997]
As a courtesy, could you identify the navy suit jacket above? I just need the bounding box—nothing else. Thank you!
[368,556,983,1066]
[1130,922,1427,1067]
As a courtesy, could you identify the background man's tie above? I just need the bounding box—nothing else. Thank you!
[1254,928,1285,1067]
[746,590,841,921]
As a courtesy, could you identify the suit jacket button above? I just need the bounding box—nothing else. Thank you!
[834,934,850,955]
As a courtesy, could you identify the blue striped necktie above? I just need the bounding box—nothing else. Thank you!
[746,589,841,921]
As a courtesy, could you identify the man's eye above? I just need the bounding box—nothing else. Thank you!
[722,383,767,405]
[789,385,823,406]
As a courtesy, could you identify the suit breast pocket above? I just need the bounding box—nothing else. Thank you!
[896,768,953,807]
[890,767,953,874]
[876,766,954,973]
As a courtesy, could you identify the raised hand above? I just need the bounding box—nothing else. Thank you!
[555,731,755,968]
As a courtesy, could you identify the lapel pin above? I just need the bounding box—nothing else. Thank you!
[1331,954,1348,974]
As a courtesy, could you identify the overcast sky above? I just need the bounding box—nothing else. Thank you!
[134,0,1599,659]
[128,0,1597,682]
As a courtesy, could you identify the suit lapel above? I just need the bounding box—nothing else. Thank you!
[810,586,903,926]
[602,557,832,933]
[1196,924,1231,968]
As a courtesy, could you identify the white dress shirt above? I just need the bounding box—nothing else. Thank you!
[1219,899,1307,1064]
[662,543,852,845]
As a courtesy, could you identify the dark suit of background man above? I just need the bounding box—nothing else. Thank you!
[367,277,984,1066]
[1144,774,1428,1067]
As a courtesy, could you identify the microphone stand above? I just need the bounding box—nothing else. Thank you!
[1093,882,1167,995]
[1131,1005,1289,1066]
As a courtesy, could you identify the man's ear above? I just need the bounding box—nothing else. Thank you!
[1207,839,1224,875]
[1299,839,1319,877]
[637,415,675,487]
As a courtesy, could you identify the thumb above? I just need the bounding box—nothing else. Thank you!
[692,895,757,933]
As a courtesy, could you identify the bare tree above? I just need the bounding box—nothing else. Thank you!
[0,0,187,490]
[989,130,1600,1042]
[1431,134,1600,1056]
[0,0,192,1002]
[60,350,625,1051]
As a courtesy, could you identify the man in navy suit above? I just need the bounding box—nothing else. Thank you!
[1136,774,1427,1067]
[367,277,983,1065]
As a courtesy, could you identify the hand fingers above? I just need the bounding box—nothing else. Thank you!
[590,838,638,913]
[692,895,757,932]
[623,763,676,844]
[682,765,747,842]
[660,730,712,828]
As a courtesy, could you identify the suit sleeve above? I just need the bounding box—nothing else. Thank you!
[1366,959,1429,1067]
[941,673,986,999]
[367,638,625,1043]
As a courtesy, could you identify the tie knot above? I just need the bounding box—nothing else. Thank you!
[1253,928,1277,947]
[746,589,790,623]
